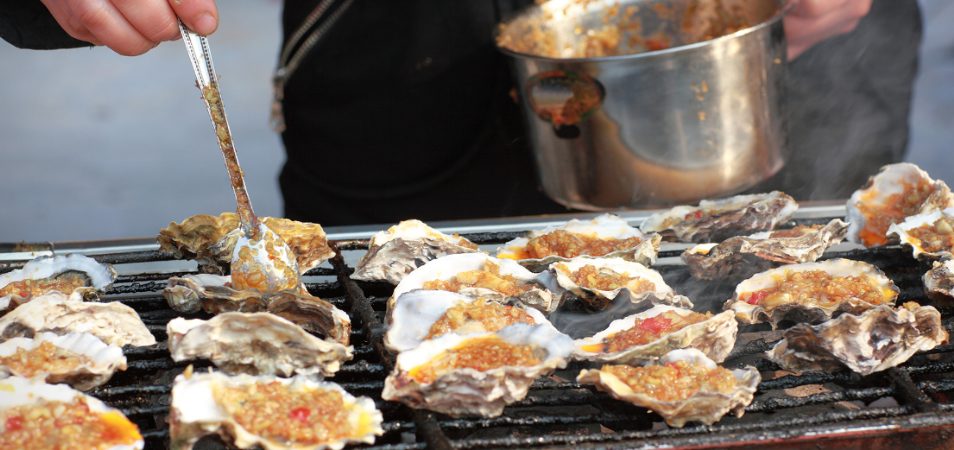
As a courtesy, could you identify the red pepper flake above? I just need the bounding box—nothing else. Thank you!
[638,316,673,335]
[5,415,24,432]
[744,290,769,305]
[289,406,310,422]
[684,210,704,221]
[18,291,30,299]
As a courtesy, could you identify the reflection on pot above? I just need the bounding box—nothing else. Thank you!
[526,70,605,137]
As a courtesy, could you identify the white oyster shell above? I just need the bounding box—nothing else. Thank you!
[549,256,693,310]
[724,258,899,328]
[167,312,353,378]
[169,371,383,450]
[0,376,143,449]
[382,323,574,417]
[846,163,954,247]
[0,331,126,390]
[0,293,156,347]
[352,219,479,284]
[683,219,849,280]
[767,303,948,375]
[390,253,561,314]
[924,260,954,301]
[577,349,760,427]
[0,254,116,313]
[385,290,552,353]
[496,214,661,272]
[640,191,798,243]
[887,207,954,260]
[574,305,737,364]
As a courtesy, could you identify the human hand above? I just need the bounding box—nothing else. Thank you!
[783,0,872,59]
[39,0,218,56]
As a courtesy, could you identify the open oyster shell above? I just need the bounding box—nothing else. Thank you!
[167,312,353,378]
[574,305,737,364]
[0,254,116,313]
[170,371,383,450]
[924,260,954,301]
[767,303,948,376]
[577,349,760,427]
[382,323,574,417]
[887,207,954,260]
[847,163,954,247]
[0,376,143,449]
[385,290,552,353]
[0,293,156,347]
[352,219,479,284]
[549,256,693,311]
[389,253,561,315]
[496,214,661,272]
[724,258,899,327]
[158,212,335,274]
[683,219,849,280]
[0,331,126,390]
[640,191,798,243]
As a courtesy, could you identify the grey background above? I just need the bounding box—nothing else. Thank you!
[0,0,951,242]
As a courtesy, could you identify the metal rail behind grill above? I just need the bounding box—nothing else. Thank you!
[5,209,954,449]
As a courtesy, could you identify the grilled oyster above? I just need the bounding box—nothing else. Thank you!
[382,323,574,417]
[496,214,661,272]
[228,223,302,292]
[158,212,334,274]
[390,253,561,314]
[549,256,693,310]
[577,349,760,427]
[924,260,954,301]
[887,207,954,260]
[724,258,898,327]
[352,219,479,284]
[170,371,383,450]
[385,290,551,353]
[574,305,737,364]
[0,332,126,390]
[0,254,116,313]
[0,294,156,347]
[167,312,352,378]
[0,376,143,449]
[683,219,849,280]
[847,163,954,247]
[640,191,798,243]
[767,303,947,375]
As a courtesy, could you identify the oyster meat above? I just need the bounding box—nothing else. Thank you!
[767,303,947,376]
[389,253,561,314]
[0,254,116,313]
[496,214,661,272]
[0,376,143,449]
[382,323,574,417]
[846,163,954,247]
[170,371,383,450]
[0,331,126,390]
[640,191,798,243]
[724,258,899,327]
[0,293,156,347]
[158,212,335,274]
[352,219,479,284]
[577,349,760,427]
[924,260,954,301]
[574,305,737,364]
[887,207,954,260]
[167,312,352,377]
[385,290,551,353]
[683,219,849,280]
[549,256,693,310]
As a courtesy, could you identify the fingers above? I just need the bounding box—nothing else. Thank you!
[71,0,156,56]
[112,0,179,43]
[784,0,872,59]
[168,0,219,36]
[41,0,101,45]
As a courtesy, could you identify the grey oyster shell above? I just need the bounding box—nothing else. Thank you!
[167,312,353,378]
[496,214,661,272]
[724,259,899,328]
[887,207,954,260]
[766,303,948,376]
[351,219,479,284]
[382,323,574,417]
[683,219,848,280]
[0,331,126,390]
[0,293,156,347]
[640,191,798,243]
[574,305,737,364]
[577,349,760,427]
[0,254,116,314]
[549,256,693,311]
[924,260,954,301]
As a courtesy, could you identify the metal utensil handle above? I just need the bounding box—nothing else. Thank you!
[179,20,217,88]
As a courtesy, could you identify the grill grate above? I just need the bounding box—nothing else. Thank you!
[7,215,954,449]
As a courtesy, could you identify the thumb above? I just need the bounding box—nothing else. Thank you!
[169,0,218,36]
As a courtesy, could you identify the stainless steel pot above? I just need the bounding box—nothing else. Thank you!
[498,0,788,210]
